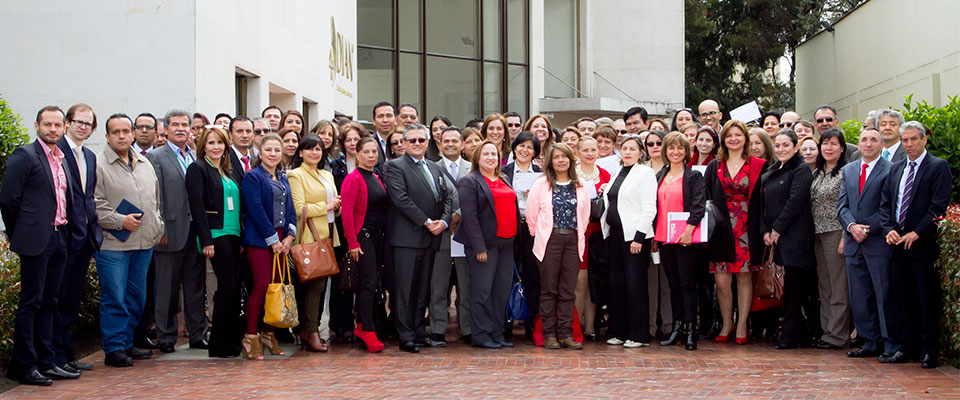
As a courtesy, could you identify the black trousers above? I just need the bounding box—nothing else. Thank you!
[53,240,95,365]
[607,230,651,343]
[891,248,941,355]
[393,246,435,342]
[12,229,67,375]
[467,237,514,344]
[517,221,540,329]
[355,229,384,332]
[659,243,698,324]
[779,265,812,346]
[208,235,243,357]
[694,245,716,329]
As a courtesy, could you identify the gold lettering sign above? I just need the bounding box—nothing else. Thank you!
[329,17,354,83]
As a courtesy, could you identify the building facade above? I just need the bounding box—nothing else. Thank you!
[795,0,960,121]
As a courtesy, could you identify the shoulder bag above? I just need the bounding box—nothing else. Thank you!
[264,253,299,328]
[753,245,784,300]
[290,205,339,283]
[506,264,530,322]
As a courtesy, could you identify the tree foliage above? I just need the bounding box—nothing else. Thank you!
[685,0,865,113]
[0,94,30,185]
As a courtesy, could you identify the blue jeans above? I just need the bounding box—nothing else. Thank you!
[94,249,152,353]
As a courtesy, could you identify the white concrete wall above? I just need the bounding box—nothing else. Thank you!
[795,0,960,121]
[0,0,197,150]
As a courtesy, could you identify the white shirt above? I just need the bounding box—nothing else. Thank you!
[377,132,390,156]
[860,156,880,185]
[232,145,254,172]
[132,142,152,156]
[882,141,901,161]
[895,149,927,219]
[441,156,461,181]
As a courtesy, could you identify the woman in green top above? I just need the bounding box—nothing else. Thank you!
[186,126,245,358]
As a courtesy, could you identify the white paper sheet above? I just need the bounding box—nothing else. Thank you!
[583,179,598,199]
[729,100,762,123]
[512,172,542,193]
[691,165,707,175]
[451,235,465,257]
[596,155,621,176]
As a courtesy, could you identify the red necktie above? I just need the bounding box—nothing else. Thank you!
[141,149,147,156]
[859,163,868,194]
[242,156,251,172]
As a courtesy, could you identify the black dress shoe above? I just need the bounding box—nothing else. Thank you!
[472,341,502,349]
[774,342,798,350]
[417,337,447,347]
[495,339,514,348]
[41,366,80,380]
[429,333,447,343]
[58,363,81,374]
[921,353,939,369]
[159,342,176,353]
[399,341,420,353]
[126,347,153,360]
[18,370,53,386]
[104,350,134,367]
[814,341,842,350]
[189,339,209,349]
[585,333,598,342]
[134,337,160,350]
[461,334,472,345]
[878,350,916,363]
[847,348,882,358]
[67,360,94,371]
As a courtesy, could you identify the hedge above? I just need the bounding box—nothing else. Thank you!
[937,204,960,363]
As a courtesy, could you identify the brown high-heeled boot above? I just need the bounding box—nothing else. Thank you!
[260,331,285,356]
[301,330,327,353]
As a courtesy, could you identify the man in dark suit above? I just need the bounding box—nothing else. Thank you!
[51,104,103,374]
[372,101,397,171]
[145,109,208,353]
[229,116,255,183]
[876,109,907,163]
[0,106,80,385]
[429,127,473,345]
[384,124,453,352]
[879,121,952,368]
[837,126,896,360]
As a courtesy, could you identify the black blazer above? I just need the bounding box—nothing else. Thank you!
[759,153,815,268]
[879,152,953,258]
[702,157,765,266]
[57,137,103,250]
[228,147,251,185]
[653,165,706,229]
[384,155,454,249]
[0,140,75,256]
[453,171,520,253]
[185,159,243,248]
[502,161,542,187]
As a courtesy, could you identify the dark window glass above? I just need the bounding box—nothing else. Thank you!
[358,0,394,48]
[358,48,396,121]
[425,0,478,58]
[426,56,478,127]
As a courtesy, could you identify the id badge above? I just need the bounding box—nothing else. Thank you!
[227,197,235,211]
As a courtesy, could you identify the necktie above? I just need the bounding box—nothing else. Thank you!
[882,148,891,161]
[419,160,438,198]
[858,163,868,194]
[898,161,917,229]
[75,147,87,190]
[242,155,251,172]
[141,149,147,156]
[449,161,458,181]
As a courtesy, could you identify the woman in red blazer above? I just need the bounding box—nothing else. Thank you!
[340,137,387,353]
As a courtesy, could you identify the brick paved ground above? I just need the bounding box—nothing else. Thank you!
[2,334,957,399]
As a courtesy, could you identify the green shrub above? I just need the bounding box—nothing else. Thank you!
[937,204,960,364]
[899,94,960,203]
[0,94,31,185]
[0,237,100,358]
[839,118,861,146]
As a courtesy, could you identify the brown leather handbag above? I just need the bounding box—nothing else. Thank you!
[290,206,339,283]
[753,245,784,300]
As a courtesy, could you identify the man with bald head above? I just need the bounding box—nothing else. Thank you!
[815,105,860,160]
[780,111,801,130]
[698,100,722,131]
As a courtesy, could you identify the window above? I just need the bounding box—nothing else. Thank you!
[357,0,528,124]
[235,72,248,117]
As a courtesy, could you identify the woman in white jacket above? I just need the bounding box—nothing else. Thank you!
[600,135,658,348]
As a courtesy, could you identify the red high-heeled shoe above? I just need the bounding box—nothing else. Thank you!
[354,323,385,353]
[735,336,749,345]
[714,334,731,343]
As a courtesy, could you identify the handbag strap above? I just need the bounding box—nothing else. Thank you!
[296,204,323,243]
[513,264,523,283]
[764,244,775,264]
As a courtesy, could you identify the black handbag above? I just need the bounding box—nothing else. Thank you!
[704,199,723,240]
[338,256,359,294]
[589,196,605,221]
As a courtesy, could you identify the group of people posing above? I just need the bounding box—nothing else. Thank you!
[0,98,951,386]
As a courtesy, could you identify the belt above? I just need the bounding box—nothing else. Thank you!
[52,224,66,231]
[552,228,575,234]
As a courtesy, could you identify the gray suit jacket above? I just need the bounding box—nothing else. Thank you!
[146,144,195,252]
[837,157,892,257]
[435,157,471,250]
[887,143,907,163]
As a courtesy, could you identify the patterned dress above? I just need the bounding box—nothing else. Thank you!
[711,159,757,273]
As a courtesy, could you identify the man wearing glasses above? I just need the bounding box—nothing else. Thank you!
[816,105,860,160]
[132,113,158,155]
[383,124,453,353]
[779,111,801,130]
[697,99,722,132]
[504,112,523,142]
[252,117,271,150]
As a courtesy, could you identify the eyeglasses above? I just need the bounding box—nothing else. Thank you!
[617,129,628,135]
[406,138,428,144]
[816,117,835,124]
[390,140,403,146]
[253,129,271,135]
[645,141,662,147]
[700,110,721,117]
[134,124,155,131]
[779,122,794,128]
[72,120,95,129]
[507,123,522,128]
